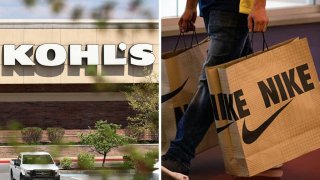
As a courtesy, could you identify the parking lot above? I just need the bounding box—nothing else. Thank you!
[0,164,136,180]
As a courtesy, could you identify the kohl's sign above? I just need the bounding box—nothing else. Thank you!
[3,43,155,66]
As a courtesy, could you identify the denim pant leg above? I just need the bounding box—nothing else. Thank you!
[166,10,253,164]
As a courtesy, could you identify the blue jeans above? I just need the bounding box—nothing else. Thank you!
[166,10,253,164]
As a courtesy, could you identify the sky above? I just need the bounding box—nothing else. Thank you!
[0,0,158,19]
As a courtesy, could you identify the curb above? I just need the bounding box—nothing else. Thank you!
[0,160,10,163]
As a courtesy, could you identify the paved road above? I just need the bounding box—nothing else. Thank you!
[0,164,136,180]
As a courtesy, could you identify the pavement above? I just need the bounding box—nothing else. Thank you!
[188,146,320,180]
[1,156,159,179]
[0,156,127,180]
[0,144,159,179]
[0,163,136,180]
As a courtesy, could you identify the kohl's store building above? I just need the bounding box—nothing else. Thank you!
[0,20,158,130]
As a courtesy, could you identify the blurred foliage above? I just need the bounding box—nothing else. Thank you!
[122,146,159,179]
[91,2,116,20]
[77,152,95,170]
[50,0,65,13]
[60,157,72,169]
[21,127,43,144]
[122,154,135,169]
[78,120,134,167]
[4,120,24,130]
[0,121,22,147]
[21,0,155,24]
[71,6,83,20]
[129,0,142,11]
[85,65,97,76]
[23,0,36,7]
[125,71,159,141]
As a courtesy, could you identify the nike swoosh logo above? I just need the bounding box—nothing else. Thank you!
[217,122,234,133]
[242,99,293,144]
[161,78,188,103]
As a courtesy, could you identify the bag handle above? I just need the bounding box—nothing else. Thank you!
[250,32,269,52]
[190,31,199,47]
[174,31,199,52]
[250,19,269,51]
[174,32,187,52]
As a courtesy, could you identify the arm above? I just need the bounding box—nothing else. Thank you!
[248,0,269,32]
[178,0,198,33]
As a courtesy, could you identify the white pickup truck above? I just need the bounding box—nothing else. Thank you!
[10,152,60,180]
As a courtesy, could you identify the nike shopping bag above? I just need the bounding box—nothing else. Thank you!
[162,36,218,154]
[205,38,320,176]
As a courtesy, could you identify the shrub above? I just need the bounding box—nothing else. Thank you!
[21,127,43,144]
[47,127,65,143]
[122,155,134,169]
[77,153,95,169]
[60,157,72,169]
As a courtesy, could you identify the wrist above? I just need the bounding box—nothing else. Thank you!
[184,8,196,13]
[253,0,266,10]
[185,0,198,11]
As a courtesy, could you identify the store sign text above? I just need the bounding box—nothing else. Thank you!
[3,43,155,66]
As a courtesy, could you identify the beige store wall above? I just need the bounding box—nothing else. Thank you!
[0,23,159,84]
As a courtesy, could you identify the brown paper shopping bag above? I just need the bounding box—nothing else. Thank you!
[162,36,218,154]
[206,38,320,176]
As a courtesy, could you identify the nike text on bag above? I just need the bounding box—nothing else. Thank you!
[161,37,218,154]
[205,38,320,176]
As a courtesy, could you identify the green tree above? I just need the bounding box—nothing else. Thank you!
[125,73,159,141]
[79,120,132,167]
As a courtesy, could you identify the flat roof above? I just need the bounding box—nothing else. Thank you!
[0,19,159,29]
